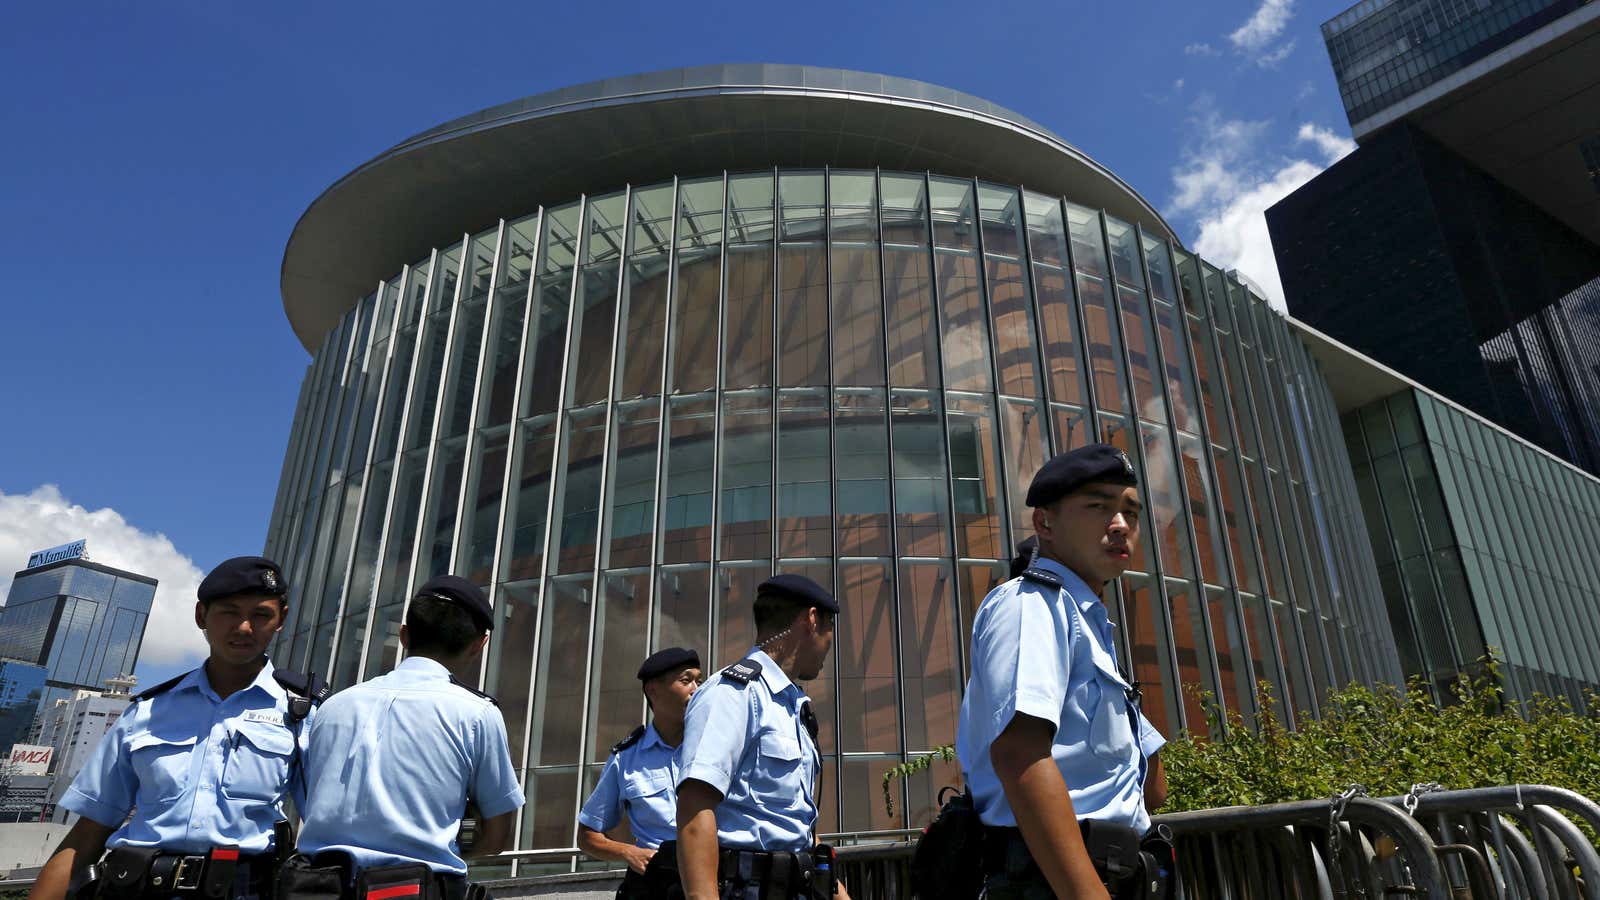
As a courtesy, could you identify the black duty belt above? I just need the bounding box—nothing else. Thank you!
[101,846,273,899]
[717,847,816,887]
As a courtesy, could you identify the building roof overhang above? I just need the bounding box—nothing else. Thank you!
[282,65,1178,351]
[1351,3,1600,249]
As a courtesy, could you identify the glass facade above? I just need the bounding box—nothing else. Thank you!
[267,168,1392,866]
[0,560,154,737]
[1323,0,1587,127]
[1345,387,1600,708]
[0,660,47,755]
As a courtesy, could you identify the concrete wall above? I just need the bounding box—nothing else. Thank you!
[0,822,67,878]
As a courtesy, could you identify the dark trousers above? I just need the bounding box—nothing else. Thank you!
[615,843,682,900]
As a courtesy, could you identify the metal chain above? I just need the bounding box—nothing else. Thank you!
[1401,781,1444,817]
[1327,783,1367,859]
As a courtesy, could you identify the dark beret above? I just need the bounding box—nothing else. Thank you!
[757,573,839,614]
[1025,443,1139,508]
[637,647,701,682]
[199,556,288,603]
[1009,536,1039,580]
[415,574,494,631]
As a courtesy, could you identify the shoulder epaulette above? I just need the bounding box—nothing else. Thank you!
[611,725,647,754]
[1020,566,1064,589]
[720,657,762,687]
[132,672,188,702]
[273,668,330,725]
[449,675,499,706]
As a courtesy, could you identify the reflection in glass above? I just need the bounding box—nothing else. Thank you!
[657,565,711,665]
[716,563,770,665]
[604,401,659,569]
[1000,398,1049,549]
[891,390,952,559]
[552,407,607,574]
[720,392,774,561]
[899,561,961,751]
[831,244,884,387]
[836,562,899,753]
[779,171,825,241]
[503,416,558,583]
[528,577,592,768]
[878,173,925,246]
[778,244,829,387]
[724,243,775,389]
[671,179,724,394]
[884,245,940,389]
[486,580,539,766]
[946,394,1005,561]
[588,570,651,762]
[777,390,832,558]
[661,394,717,564]
[615,251,671,401]
[1122,573,1178,737]
[935,250,991,393]
[834,389,892,556]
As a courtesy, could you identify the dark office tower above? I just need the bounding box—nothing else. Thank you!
[0,549,156,730]
[1269,0,1600,475]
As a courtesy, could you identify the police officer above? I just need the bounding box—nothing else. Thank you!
[577,647,703,898]
[28,556,324,900]
[676,574,849,900]
[956,445,1170,899]
[294,576,524,900]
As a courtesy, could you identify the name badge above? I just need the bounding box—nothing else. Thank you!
[243,709,285,726]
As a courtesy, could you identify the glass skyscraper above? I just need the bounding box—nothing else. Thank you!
[265,67,1396,866]
[1323,0,1588,130]
[0,557,155,728]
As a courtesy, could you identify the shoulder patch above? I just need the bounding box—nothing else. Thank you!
[1020,566,1063,589]
[132,672,189,703]
[273,668,331,704]
[720,658,762,687]
[611,724,647,755]
[449,674,499,706]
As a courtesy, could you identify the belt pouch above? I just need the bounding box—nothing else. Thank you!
[103,848,161,900]
[1079,819,1143,884]
[808,845,835,900]
[355,863,433,900]
[203,847,240,899]
[273,855,346,900]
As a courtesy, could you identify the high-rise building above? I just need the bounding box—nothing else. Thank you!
[266,66,1402,863]
[0,545,155,736]
[35,677,134,824]
[1267,2,1600,700]
[1270,0,1600,477]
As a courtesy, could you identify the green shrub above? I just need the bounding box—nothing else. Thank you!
[884,657,1600,819]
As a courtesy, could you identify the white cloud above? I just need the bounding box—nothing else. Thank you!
[1168,102,1355,311]
[1255,39,1297,68]
[1296,122,1356,163]
[1229,0,1296,52]
[1173,78,1185,92]
[0,486,208,682]
[1185,42,1221,57]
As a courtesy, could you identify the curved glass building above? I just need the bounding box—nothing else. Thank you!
[265,65,1395,863]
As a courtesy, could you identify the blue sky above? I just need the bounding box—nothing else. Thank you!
[0,0,1358,684]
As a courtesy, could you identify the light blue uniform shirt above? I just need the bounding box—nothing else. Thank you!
[61,660,309,854]
[956,557,1166,833]
[577,723,680,849]
[296,657,525,874]
[677,648,819,852]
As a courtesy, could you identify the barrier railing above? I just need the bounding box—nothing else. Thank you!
[7,785,1595,898]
